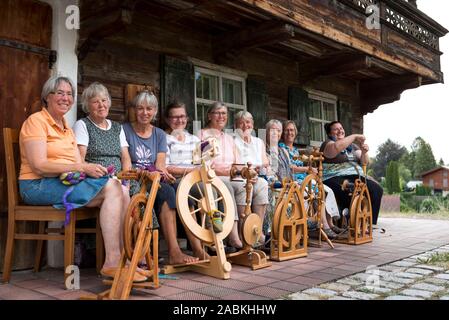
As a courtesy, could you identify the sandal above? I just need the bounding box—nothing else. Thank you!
[323,228,337,240]
[331,225,347,234]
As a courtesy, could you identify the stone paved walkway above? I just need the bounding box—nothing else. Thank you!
[1,217,449,300]
[286,244,449,300]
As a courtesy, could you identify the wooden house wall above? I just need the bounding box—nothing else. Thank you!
[422,169,449,191]
[78,12,362,132]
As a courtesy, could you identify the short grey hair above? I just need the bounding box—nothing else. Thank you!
[206,101,228,126]
[81,82,111,113]
[266,119,282,131]
[234,111,253,128]
[41,76,76,107]
[133,91,158,109]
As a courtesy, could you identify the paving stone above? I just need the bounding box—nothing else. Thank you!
[358,286,392,294]
[395,272,424,279]
[350,273,373,282]
[320,282,351,292]
[405,268,434,276]
[328,296,352,300]
[384,295,424,300]
[379,281,405,290]
[303,288,337,298]
[414,264,445,272]
[400,289,434,299]
[379,265,404,272]
[435,274,449,280]
[411,283,445,292]
[391,261,417,267]
[337,278,364,286]
[342,291,379,300]
[289,293,319,300]
[425,278,449,286]
[440,296,449,300]
[387,276,415,285]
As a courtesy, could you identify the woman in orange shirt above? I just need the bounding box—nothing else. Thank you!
[18,76,145,282]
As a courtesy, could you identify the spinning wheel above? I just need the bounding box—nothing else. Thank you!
[176,170,234,243]
[162,138,233,279]
[226,163,271,270]
[83,170,161,300]
[336,166,373,245]
[271,180,308,261]
[298,150,334,248]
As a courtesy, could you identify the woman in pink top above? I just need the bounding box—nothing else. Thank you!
[200,102,242,249]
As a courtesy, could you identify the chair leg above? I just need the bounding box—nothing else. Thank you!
[64,213,76,284]
[34,221,46,273]
[2,213,16,283]
[95,217,104,274]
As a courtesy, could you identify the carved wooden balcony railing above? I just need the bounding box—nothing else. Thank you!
[340,0,442,51]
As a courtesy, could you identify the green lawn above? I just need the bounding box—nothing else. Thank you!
[381,211,449,220]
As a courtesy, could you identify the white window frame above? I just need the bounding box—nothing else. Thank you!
[306,89,338,147]
[192,59,247,127]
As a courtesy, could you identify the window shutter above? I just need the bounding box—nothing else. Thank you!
[288,87,310,146]
[338,101,352,135]
[160,55,195,130]
[246,77,269,131]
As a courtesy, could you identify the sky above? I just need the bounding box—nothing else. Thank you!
[364,0,449,164]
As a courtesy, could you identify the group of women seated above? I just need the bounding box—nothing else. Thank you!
[18,76,383,282]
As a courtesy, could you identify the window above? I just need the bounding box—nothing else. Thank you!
[194,66,246,129]
[307,90,337,146]
[429,179,434,188]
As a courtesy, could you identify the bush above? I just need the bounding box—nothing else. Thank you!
[419,198,439,213]
[416,185,432,196]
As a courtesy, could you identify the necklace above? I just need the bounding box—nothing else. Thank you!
[88,116,108,129]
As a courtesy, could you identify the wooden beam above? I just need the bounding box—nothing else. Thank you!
[360,75,422,114]
[162,0,219,23]
[298,54,373,83]
[360,74,422,96]
[77,1,138,61]
[238,0,443,83]
[213,21,295,60]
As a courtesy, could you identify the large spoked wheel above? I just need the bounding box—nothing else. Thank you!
[176,170,234,244]
[272,186,304,248]
[123,193,153,260]
[299,174,324,222]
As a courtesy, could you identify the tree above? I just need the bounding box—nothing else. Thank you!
[412,137,437,178]
[385,160,400,194]
[439,158,445,166]
[371,139,407,180]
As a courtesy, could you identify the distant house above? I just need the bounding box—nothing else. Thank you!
[420,166,449,196]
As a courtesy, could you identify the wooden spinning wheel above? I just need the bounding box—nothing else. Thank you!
[298,150,334,248]
[176,170,234,243]
[162,138,233,279]
[83,170,160,300]
[271,180,308,261]
[336,171,373,245]
[226,163,271,270]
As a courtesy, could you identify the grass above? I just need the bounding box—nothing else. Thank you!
[417,252,449,269]
[380,211,449,220]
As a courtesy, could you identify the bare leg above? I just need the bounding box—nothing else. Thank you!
[159,202,198,264]
[227,221,243,249]
[185,207,210,260]
[86,179,123,269]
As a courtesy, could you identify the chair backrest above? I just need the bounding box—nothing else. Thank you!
[3,128,20,207]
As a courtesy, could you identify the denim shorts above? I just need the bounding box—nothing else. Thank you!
[130,180,177,216]
[19,177,109,210]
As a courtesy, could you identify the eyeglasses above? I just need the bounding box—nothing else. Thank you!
[169,115,187,121]
[51,90,73,98]
[211,111,227,116]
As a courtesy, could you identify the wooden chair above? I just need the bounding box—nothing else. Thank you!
[2,128,104,283]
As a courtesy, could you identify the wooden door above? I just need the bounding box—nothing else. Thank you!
[0,0,52,213]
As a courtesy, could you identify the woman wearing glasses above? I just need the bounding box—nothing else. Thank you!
[199,102,243,249]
